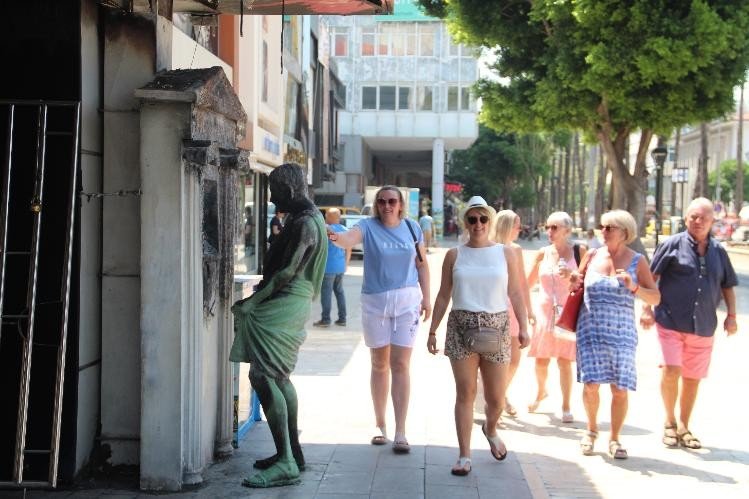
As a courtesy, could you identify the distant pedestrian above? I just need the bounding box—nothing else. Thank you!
[585,228,602,249]
[268,209,285,246]
[419,210,435,253]
[640,197,738,450]
[571,210,660,460]
[427,196,529,476]
[315,208,350,328]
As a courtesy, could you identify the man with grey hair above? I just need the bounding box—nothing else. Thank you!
[641,197,738,450]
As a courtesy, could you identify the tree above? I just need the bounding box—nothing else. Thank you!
[708,159,749,205]
[448,126,550,209]
[419,0,749,230]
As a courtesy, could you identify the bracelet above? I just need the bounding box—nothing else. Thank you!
[631,284,639,294]
[328,233,338,242]
[428,332,436,336]
[727,313,737,319]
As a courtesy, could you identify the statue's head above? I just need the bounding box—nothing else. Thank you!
[269,163,308,212]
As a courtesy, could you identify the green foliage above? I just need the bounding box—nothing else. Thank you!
[425,0,749,144]
[708,159,749,204]
[448,126,550,208]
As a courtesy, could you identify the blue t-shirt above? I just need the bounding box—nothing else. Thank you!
[650,231,738,336]
[356,217,423,294]
[325,223,347,274]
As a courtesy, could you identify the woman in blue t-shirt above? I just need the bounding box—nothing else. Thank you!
[328,186,431,454]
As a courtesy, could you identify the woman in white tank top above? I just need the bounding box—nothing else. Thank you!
[427,196,530,477]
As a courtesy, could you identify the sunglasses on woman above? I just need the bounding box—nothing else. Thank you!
[376,198,399,206]
[467,215,489,225]
[600,224,620,231]
[545,224,559,231]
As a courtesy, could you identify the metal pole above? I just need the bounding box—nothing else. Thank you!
[655,164,662,246]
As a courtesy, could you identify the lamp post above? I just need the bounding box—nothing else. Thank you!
[651,146,668,247]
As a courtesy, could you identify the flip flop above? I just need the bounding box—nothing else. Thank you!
[528,392,548,413]
[504,399,518,417]
[482,423,507,461]
[371,435,387,445]
[450,457,472,476]
[561,412,574,424]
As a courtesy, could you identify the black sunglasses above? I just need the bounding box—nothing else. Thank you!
[698,255,707,277]
[600,224,620,231]
[467,215,489,225]
[376,198,399,206]
[545,224,559,231]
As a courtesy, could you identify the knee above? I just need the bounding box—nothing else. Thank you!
[371,356,389,375]
[557,359,572,373]
[583,384,599,396]
[455,384,477,405]
[390,357,411,376]
[662,366,681,381]
[611,387,628,402]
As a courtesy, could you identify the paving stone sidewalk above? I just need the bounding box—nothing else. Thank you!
[5,241,748,498]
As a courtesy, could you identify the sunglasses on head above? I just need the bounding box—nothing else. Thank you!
[600,224,620,231]
[376,198,399,206]
[467,215,489,225]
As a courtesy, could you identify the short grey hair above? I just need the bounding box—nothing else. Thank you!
[686,197,714,219]
[547,211,573,229]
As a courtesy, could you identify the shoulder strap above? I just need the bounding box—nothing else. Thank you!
[404,219,423,262]
[579,248,597,274]
[573,243,581,266]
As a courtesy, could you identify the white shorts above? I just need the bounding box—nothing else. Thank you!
[361,286,423,349]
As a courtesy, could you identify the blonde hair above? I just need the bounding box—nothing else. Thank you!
[371,185,405,220]
[494,209,519,244]
[601,210,637,244]
[461,206,496,240]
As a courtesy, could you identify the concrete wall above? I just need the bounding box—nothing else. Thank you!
[77,0,102,474]
[101,13,155,466]
[172,25,233,80]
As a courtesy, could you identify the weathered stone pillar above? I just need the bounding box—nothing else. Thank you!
[135,67,246,491]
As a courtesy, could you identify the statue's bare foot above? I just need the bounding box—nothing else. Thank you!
[242,461,300,488]
[253,450,305,471]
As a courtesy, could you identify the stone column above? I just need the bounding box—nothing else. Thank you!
[135,68,247,491]
[432,138,445,237]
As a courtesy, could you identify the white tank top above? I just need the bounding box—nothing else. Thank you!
[452,244,509,313]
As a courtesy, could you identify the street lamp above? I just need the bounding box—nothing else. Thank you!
[651,146,668,247]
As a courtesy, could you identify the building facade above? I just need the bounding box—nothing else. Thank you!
[0,0,376,491]
[321,0,479,232]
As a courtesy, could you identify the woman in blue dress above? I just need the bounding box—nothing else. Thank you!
[571,210,660,460]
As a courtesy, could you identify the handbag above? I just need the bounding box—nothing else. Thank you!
[555,248,597,334]
[464,315,502,354]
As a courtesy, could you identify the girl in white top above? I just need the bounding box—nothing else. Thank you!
[427,196,529,477]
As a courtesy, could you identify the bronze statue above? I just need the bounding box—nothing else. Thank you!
[230,163,327,487]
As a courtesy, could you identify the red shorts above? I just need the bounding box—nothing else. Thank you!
[657,324,714,379]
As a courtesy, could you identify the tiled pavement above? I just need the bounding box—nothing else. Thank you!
[5,240,749,498]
